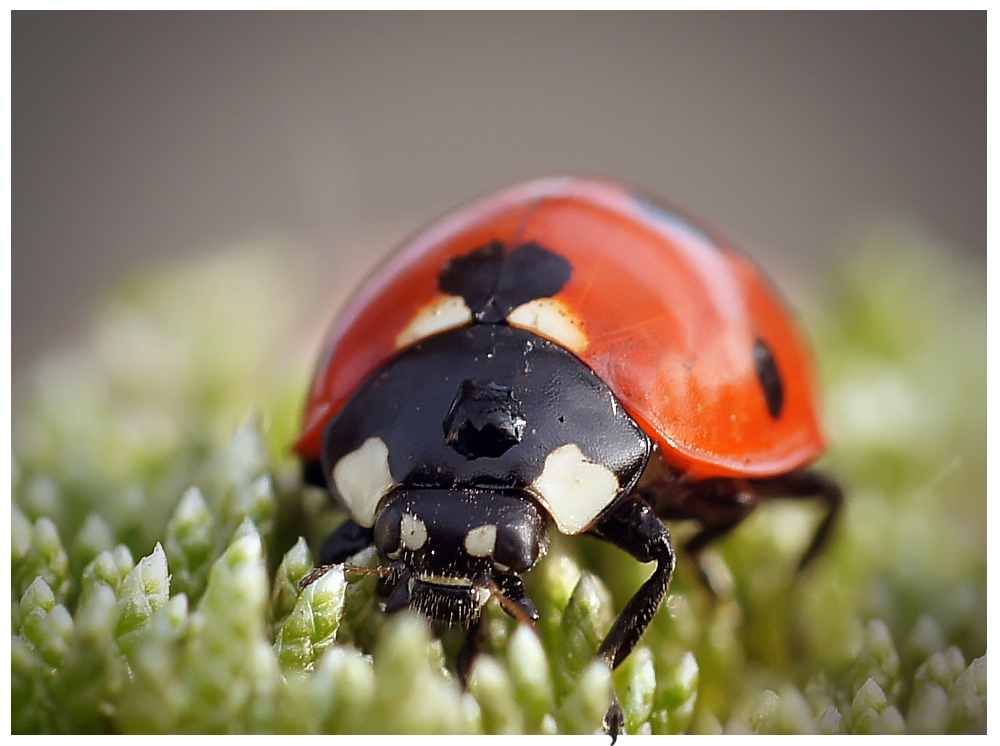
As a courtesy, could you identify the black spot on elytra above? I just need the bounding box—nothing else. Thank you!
[438,242,505,318]
[752,338,784,419]
[439,242,572,323]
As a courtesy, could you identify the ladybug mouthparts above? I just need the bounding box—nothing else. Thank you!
[372,488,547,626]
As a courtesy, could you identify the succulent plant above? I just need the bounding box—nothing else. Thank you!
[12,235,985,734]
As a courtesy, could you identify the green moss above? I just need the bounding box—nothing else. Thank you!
[11,235,985,733]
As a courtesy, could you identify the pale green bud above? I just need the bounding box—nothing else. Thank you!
[615,644,655,733]
[116,543,171,656]
[469,654,523,733]
[275,564,346,670]
[312,646,376,733]
[81,545,134,598]
[906,682,949,734]
[555,658,612,735]
[507,623,555,729]
[73,513,115,571]
[164,486,216,599]
[653,650,699,734]
[271,536,313,623]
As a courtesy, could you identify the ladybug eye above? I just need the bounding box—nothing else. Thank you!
[493,515,546,574]
[373,500,403,556]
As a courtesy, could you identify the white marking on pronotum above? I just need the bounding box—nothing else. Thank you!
[332,437,394,527]
[531,443,620,535]
[395,295,473,348]
[401,513,428,551]
[506,298,588,353]
[464,524,497,557]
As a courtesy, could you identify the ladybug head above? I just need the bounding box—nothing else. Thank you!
[319,323,651,625]
[372,487,547,625]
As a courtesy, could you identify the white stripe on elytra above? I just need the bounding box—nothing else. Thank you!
[507,298,588,353]
[395,295,473,348]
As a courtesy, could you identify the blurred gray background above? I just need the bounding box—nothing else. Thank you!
[13,11,985,372]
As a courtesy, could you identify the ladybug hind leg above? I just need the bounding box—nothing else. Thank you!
[653,478,758,597]
[651,469,843,596]
[750,469,844,572]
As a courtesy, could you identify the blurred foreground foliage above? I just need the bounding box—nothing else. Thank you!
[12,233,985,734]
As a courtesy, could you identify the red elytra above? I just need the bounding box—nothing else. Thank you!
[295,176,824,482]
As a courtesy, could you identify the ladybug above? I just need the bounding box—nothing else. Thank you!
[296,177,841,735]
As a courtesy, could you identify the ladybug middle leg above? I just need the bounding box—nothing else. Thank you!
[456,616,488,689]
[457,574,540,688]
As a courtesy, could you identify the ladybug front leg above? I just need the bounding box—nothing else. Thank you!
[318,518,375,565]
[458,575,540,689]
[299,519,378,589]
[590,496,676,669]
[589,496,675,741]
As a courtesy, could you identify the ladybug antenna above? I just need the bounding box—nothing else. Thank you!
[299,562,394,590]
